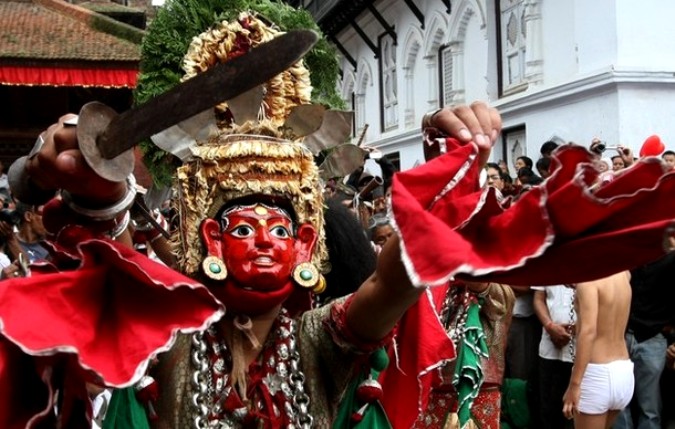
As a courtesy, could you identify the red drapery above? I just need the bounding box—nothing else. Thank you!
[0,65,137,88]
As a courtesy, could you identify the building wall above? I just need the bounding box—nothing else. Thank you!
[334,0,675,171]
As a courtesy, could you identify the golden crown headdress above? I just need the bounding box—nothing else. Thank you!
[149,12,348,275]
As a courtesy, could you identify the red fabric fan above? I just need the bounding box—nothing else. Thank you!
[392,140,675,287]
[0,225,224,428]
[382,136,675,429]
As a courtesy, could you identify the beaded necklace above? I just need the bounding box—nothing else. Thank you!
[440,286,479,343]
[191,308,313,428]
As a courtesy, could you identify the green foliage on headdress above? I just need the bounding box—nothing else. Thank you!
[134,0,344,186]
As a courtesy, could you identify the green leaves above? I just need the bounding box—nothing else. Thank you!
[134,0,344,187]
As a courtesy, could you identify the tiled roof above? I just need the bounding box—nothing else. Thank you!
[79,1,144,14]
[0,0,141,63]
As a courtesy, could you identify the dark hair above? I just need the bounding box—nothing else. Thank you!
[517,167,541,185]
[540,141,559,157]
[535,157,551,176]
[527,175,544,185]
[322,197,377,301]
[14,202,36,225]
[663,150,675,157]
[517,166,535,178]
[516,156,534,169]
[367,214,391,240]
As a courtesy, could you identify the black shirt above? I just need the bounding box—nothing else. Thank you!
[628,251,675,342]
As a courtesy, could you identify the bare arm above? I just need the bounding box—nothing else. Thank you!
[563,283,598,419]
[346,234,424,342]
[532,290,550,325]
[534,289,571,348]
[22,116,132,245]
[569,284,598,386]
[667,343,675,370]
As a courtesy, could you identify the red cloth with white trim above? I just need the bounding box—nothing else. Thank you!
[381,137,675,428]
[0,224,224,428]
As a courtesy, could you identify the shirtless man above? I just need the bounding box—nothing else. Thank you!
[562,272,634,428]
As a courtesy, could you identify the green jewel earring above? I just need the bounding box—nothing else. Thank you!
[202,255,228,281]
[292,262,319,288]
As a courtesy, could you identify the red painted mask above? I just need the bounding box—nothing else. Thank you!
[200,203,317,315]
[221,204,295,290]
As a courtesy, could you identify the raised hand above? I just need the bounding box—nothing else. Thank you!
[423,101,502,165]
[25,115,127,207]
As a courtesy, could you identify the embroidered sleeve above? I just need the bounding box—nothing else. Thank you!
[481,283,516,322]
[324,294,395,354]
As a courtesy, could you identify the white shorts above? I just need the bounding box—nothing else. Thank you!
[578,359,634,414]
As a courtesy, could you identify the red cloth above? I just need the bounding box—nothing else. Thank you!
[411,388,501,428]
[0,225,224,428]
[393,141,675,287]
[382,138,675,429]
[0,65,137,88]
[378,286,454,428]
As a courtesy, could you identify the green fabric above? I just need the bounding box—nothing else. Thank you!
[500,378,530,429]
[333,360,392,429]
[452,301,489,428]
[102,388,150,429]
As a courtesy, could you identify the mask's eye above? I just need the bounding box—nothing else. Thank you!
[230,224,254,238]
[270,225,291,239]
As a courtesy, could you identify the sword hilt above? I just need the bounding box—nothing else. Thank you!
[77,101,135,182]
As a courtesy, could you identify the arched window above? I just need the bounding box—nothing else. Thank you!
[379,34,398,131]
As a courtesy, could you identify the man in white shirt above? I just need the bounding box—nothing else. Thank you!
[533,285,576,429]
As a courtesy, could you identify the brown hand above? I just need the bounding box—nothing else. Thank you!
[26,115,126,206]
[0,261,23,280]
[428,102,502,166]
[618,145,634,166]
[547,323,572,348]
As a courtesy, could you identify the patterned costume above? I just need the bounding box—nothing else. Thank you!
[3,3,675,428]
[380,131,675,429]
[411,283,514,429]
[0,5,385,428]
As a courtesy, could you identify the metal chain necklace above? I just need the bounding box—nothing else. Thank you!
[440,286,475,343]
[191,309,313,429]
[567,286,577,360]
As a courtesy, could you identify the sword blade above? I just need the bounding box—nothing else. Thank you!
[98,30,318,159]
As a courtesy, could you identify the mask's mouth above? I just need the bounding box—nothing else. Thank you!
[252,256,274,266]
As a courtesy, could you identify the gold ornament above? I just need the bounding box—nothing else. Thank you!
[202,255,228,281]
[292,262,319,288]
[312,275,327,294]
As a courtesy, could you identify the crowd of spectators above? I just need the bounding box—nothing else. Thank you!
[4,132,675,429]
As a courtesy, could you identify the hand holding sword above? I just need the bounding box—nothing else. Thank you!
[8,30,319,213]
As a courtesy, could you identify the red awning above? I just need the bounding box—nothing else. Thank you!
[0,65,137,88]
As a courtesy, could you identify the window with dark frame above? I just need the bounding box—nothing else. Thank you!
[496,0,528,96]
[438,44,454,106]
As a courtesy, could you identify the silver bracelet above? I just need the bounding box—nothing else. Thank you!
[108,211,131,239]
[62,175,137,221]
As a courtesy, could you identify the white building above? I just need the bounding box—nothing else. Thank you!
[294,0,675,175]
